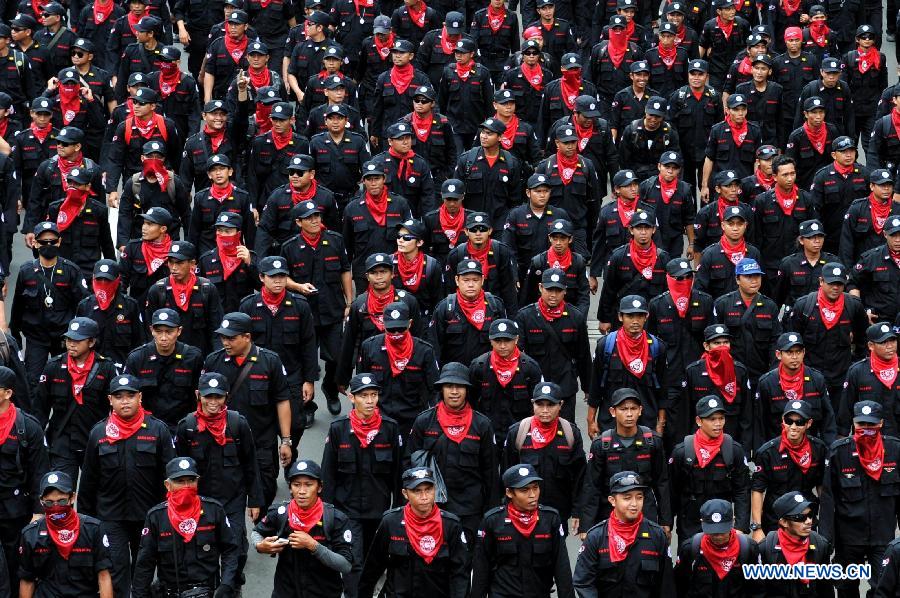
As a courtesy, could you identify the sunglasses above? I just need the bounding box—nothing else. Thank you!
[70,51,86,57]
[10,27,24,32]
[523,50,540,56]
[468,226,490,233]
[413,97,432,103]
[36,239,59,246]
[783,416,809,427]
[40,12,52,17]
[398,234,419,242]
[783,512,814,523]
[40,498,71,507]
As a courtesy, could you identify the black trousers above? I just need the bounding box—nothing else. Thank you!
[834,542,886,598]
[344,517,382,598]
[103,519,144,597]
[0,514,30,598]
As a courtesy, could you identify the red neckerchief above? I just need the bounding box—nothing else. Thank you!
[0,403,16,445]
[291,180,317,204]
[58,153,83,192]
[892,249,900,269]
[56,188,89,232]
[529,416,558,449]
[716,195,740,224]
[891,109,900,141]
[834,160,854,177]
[255,102,273,134]
[404,504,444,563]
[203,124,225,153]
[725,114,748,146]
[195,405,227,445]
[719,236,747,266]
[803,122,827,154]
[778,529,809,565]
[216,233,242,280]
[538,297,565,322]
[774,184,799,215]
[167,486,202,542]
[615,329,649,379]
[67,351,96,405]
[170,272,197,311]
[507,503,539,536]
[700,529,741,580]
[869,193,891,234]
[388,147,415,181]
[349,407,382,447]
[498,114,520,150]
[127,10,146,35]
[871,352,899,389]
[690,86,704,101]
[411,111,433,141]
[436,400,473,443]
[455,60,474,81]
[271,128,293,150]
[487,4,505,32]
[301,230,320,249]
[694,428,724,468]
[105,406,146,443]
[58,83,82,125]
[816,288,844,330]
[737,55,753,76]
[549,246,572,271]
[133,113,165,140]
[158,61,181,98]
[261,287,285,315]
[560,68,581,110]
[703,345,738,403]
[490,346,519,387]
[456,289,487,329]
[485,152,499,168]
[366,288,394,330]
[809,20,828,47]
[374,33,396,59]
[629,239,656,281]
[365,189,387,226]
[716,16,734,39]
[854,428,885,480]
[30,0,45,16]
[45,505,80,559]
[209,182,234,202]
[352,0,373,14]
[658,42,677,68]
[395,251,424,292]
[780,424,812,473]
[224,34,248,63]
[390,63,415,94]
[142,235,171,274]
[521,61,544,91]
[439,27,457,53]
[659,175,678,203]
[287,497,324,532]
[608,512,643,562]
[755,168,774,190]
[407,0,427,27]
[616,195,637,225]
[142,157,170,191]
[385,331,414,375]
[779,363,805,401]
[248,66,271,89]
[93,277,119,310]
[438,204,464,247]
[0,118,8,140]
[857,46,880,73]
[573,117,593,151]
[666,274,692,318]
[608,27,629,67]
[467,241,490,278]
[556,150,579,185]
[782,0,801,15]
[93,0,114,23]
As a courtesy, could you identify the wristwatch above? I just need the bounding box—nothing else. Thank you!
[749,522,761,532]
[280,437,292,446]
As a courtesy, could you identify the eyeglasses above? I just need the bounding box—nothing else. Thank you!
[40,498,70,507]
[398,234,418,242]
[70,51,86,58]
[783,417,809,427]
[412,97,432,104]
[468,226,490,233]
[783,512,814,523]
[40,12,51,17]
[10,27,24,32]
[523,50,540,56]
[36,239,59,246]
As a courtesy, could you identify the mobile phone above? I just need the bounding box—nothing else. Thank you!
[275,538,289,545]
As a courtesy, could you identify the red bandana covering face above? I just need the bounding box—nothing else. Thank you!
[704,345,738,402]
[629,239,656,281]
[127,10,146,34]
[67,351,95,405]
[608,27,629,67]
[780,423,812,473]
[854,427,885,480]
[216,232,242,280]
[261,287,285,316]
[45,504,80,559]
[349,407,382,447]
[438,204,464,247]
[871,351,899,389]
[857,46,880,73]
[248,66,271,89]
[573,118,593,151]
[666,274,692,318]
[467,241,491,279]
[716,16,734,39]
[455,60,474,81]
[93,0,114,23]
[407,0,427,27]
[158,61,181,98]
[195,405,227,445]
[204,124,225,153]
[659,175,678,204]
[170,272,197,311]
[700,529,741,580]
[694,428,724,468]
[439,27,458,54]
[210,182,234,202]
[725,115,748,146]
[803,122,827,154]
[616,195,637,225]
[58,154,83,193]
[224,34,248,63]
[142,234,171,274]
[719,236,747,266]
[255,102,273,134]
[782,0,801,15]
[93,277,120,310]
[404,503,444,563]
[550,246,572,271]
[608,512,643,562]
[56,188,89,232]
[396,251,424,292]
[390,63,415,94]
[560,68,581,110]
[507,503,539,536]
[168,486,202,542]
[385,330,414,375]
[58,83,81,125]
[779,363,805,401]
[538,297,565,322]
[616,330,649,378]
[816,288,844,329]
[891,109,900,141]
[869,193,891,234]
[366,288,393,330]
[521,61,544,91]
[774,184,799,215]
[809,20,829,47]
[529,415,558,449]
[436,400,473,443]
[271,128,293,151]
[142,157,170,194]
[487,3,505,32]
[755,168,774,190]
[556,150,579,185]
[411,111,433,141]
[31,122,52,143]
[499,115,520,150]
[365,189,388,226]
[490,346,520,387]
[658,42,677,67]
[457,289,487,329]
[777,529,809,565]
[287,497,324,532]
[0,403,16,445]
[374,32,396,59]
[105,406,146,443]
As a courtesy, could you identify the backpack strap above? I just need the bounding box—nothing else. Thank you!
[685,434,694,463]
[131,173,141,205]
[690,532,702,562]
[721,435,733,467]
[558,417,574,448]
[225,410,240,441]
[515,417,532,450]
[323,503,335,538]
[737,532,751,562]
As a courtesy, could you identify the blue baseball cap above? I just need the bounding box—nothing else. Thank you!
[734,258,764,276]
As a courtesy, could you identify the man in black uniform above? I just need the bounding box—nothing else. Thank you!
[372,122,436,218]
[810,136,870,255]
[694,203,761,298]
[608,62,657,140]
[772,219,839,310]
[438,37,494,151]
[521,219,590,315]
[179,100,247,195]
[124,308,204,432]
[617,97,681,185]
[246,102,311,210]
[701,93,763,201]
[78,373,175,597]
[423,178,471,267]
[739,145,777,207]
[638,151,696,258]
[589,168,641,285]
[119,207,173,303]
[848,215,900,323]
[176,372,263,591]
[113,15,165,101]
[188,155,257,255]
[199,212,258,313]
[786,96,841,190]
[699,0,750,89]
[203,9,252,101]
[794,57,856,139]
[371,39,431,147]
[308,105,371,210]
[401,85,460,188]
[18,471,113,598]
[836,324,900,437]
[471,462,575,598]
[131,457,241,598]
[12,99,58,238]
[820,400,900,598]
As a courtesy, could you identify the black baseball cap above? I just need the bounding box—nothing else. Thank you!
[610,387,641,407]
[215,312,252,337]
[488,318,519,340]
[503,463,543,488]
[696,395,727,417]
[198,372,229,395]
[402,467,436,488]
[167,241,196,261]
[776,332,804,351]
[619,295,649,314]
[704,324,731,342]
[700,499,734,534]
[63,317,99,340]
[288,459,323,480]
[140,207,173,227]
[151,308,180,327]
[349,373,380,393]
[609,471,647,494]
[821,262,848,284]
[109,373,141,393]
[166,457,199,479]
[93,260,119,280]
[853,400,883,424]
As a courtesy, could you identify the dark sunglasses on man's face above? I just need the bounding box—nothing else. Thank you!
[71,51,86,58]
[412,97,432,104]
[468,226,490,233]
[783,416,809,427]
[36,239,59,246]
[783,512,814,523]
[398,234,418,242]
[523,51,540,56]
[10,27,24,32]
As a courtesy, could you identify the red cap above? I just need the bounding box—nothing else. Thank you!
[523,26,542,40]
[784,26,802,40]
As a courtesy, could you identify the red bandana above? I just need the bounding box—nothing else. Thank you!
[466,240,490,277]
[816,288,844,330]
[411,111,433,141]
[67,351,95,405]
[658,43,677,68]
[45,505,80,559]
[704,345,738,403]
[608,27,629,67]
[93,277,119,311]
[93,0,114,24]
[385,330,414,375]
[616,330,649,378]
[774,185,799,215]
[487,4,505,32]
[556,151,579,185]
[549,247,572,271]
[780,424,812,473]
[272,128,293,151]
[407,0,427,27]
[700,529,742,580]
[224,34,248,63]
[216,233,242,280]
[31,122,52,143]
[365,189,388,226]
[261,287,285,316]
[720,236,747,266]
[666,274,693,318]
[388,147,415,181]
[490,346,519,387]
[248,66,271,89]
[170,272,197,311]
[291,180,317,204]
[521,61,544,91]
[133,113,165,140]
[390,63,415,94]
[834,160,855,177]
[857,46,880,73]
[616,196,638,225]
[892,109,900,142]
[782,0,801,15]
[499,114,520,150]
[210,182,234,202]
[0,403,16,445]
[404,504,444,563]
[374,33,396,60]
[779,364,805,401]
[58,83,82,125]
[538,297,565,322]
[366,288,394,330]
[659,176,678,204]
[255,102,273,134]
[507,503,539,536]
[56,188,89,232]
[58,154,82,193]
[529,416,558,449]
[142,235,171,274]
[436,401,473,443]
[573,118,593,152]
[287,497,324,532]
[737,55,753,76]
[560,68,581,110]
[871,352,899,389]
[755,168,774,190]
[167,486,202,542]
[608,513,642,562]
[438,204,464,247]
[349,407,382,448]
[439,27,458,54]
[142,157,170,193]
[694,428,724,468]
[809,20,829,47]
[158,61,181,98]
[0,118,8,140]
[195,405,227,445]
[455,60,474,81]
[803,122,827,154]
[127,10,146,35]
[395,251,424,292]
[854,428,885,480]
[457,290,487,329]
[716,16,734,39]
[778,529,809,565]
[204,124,225,153]
[725,115,748,146]
[105,406,146,443]
[629,239,656,281]
[869,194,891,234]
